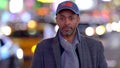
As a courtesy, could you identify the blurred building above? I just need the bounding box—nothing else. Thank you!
[0,0,120,68]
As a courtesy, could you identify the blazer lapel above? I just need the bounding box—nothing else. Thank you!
[77,35,92,68]
[52,37,61,68]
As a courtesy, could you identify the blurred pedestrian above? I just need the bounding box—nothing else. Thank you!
[31,1,108,68]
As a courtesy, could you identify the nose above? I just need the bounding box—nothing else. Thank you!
[64,18,70,25]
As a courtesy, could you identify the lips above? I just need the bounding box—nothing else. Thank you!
[62,26,72,32]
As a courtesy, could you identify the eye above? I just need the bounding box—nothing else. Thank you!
[59,17,64,20]
[58,16,65,21]
[69,16,75,20]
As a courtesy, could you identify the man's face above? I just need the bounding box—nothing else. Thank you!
[56,10,80,37]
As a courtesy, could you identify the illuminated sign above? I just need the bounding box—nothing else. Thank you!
[37,0,54,3]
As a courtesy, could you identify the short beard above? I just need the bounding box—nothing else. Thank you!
[60,26,76,37]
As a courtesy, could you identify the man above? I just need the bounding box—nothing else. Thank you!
[31,1,108,68]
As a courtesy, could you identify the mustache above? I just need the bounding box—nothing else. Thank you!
[61,25,72,30]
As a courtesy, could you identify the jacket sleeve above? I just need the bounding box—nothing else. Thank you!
[97,41,108,68]
[31,42,44,68]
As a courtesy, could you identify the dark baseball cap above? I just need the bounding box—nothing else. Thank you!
[56,1,80,15]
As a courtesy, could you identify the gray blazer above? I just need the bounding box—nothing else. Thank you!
[31,31,108,68]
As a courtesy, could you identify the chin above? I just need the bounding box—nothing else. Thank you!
[62,32,73,36]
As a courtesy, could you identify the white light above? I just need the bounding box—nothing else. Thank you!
[16,48,23,59]
[116,21,120,32]
[119,21,120,24]
[102,0,112,2]
[85,27,95,36]
[53,0,68,12]
[106,23,112,32]
[0,28,3,36]
[55,25,59,32]
[9,0,23,13]
[1,26,12,36]
[111,22,118,31]
[75,0,95,10]
[107,60,117,67]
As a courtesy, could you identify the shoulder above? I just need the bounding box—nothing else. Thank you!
[39,38,54,45]
[81,35,104,50]
[36,37,56,49]
[82,35,102,44]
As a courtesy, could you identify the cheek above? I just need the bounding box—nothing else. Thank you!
[72,22,79,26]
[58,23,64,29]
[56,22,63,28]
[72,24,78,28]
[56,19,62,25]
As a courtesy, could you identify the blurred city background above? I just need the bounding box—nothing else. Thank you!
[0,0,120,68]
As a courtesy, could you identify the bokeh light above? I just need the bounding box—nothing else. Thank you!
[16,48,23,59]
[75,0,95,10]
[1,26,12,36]
[9,0,23,13]
[96,25,106,35]
[31,45,37,53]
[106,23,112,32]
[85,27,95,36]
[27,20,37,29]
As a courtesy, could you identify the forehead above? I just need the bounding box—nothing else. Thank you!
[58,9,75,15]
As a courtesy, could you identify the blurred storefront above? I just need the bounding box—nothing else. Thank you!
[0,0,120,68]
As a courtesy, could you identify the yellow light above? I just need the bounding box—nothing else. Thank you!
[116,27,120,32]
[113,0,120,6]
[85,27,95,36]
[31,45,37,53]
[37,0,54,3]
[1,26,12,36]
[27,20,37,29]
[96,25,106,35]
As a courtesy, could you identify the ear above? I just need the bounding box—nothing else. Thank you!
[55,16,58,23]
[77,17,80,24]
[55,16,57,20]
[56,16,59,25]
